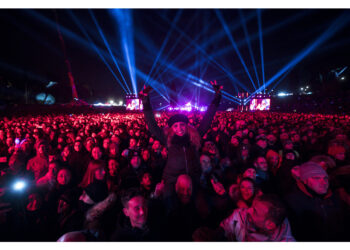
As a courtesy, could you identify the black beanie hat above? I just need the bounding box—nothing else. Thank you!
[168,114,189,128]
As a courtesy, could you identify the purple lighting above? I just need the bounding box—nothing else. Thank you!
[167,102,208,112]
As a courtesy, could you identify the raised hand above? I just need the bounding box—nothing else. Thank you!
[139,85,153,98]
[209,80,223,94]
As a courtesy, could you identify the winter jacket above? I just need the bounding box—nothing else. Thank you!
[142,92,221,194]
[284,181,347,241]
[220,208,295,242]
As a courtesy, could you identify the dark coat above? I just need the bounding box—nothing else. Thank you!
[142,93,221,195]
[284,181,348,241]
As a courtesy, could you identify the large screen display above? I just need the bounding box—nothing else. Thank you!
[249,98,270,111]
[126,98,143,111]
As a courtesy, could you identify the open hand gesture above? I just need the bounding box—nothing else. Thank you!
[210,80,223,94]
[139,85,153,98]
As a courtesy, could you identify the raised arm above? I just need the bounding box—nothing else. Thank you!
[198,80,222,137]
[140,86,167,145]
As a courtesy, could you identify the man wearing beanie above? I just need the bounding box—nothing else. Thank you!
[283,161,347,241]
[140,81,222,200]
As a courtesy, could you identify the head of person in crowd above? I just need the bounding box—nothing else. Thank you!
[91,146,103,161]
[57,168,73,187]
[239,145,250,160]
[151,140,162,153]
[310,155,336,171]
[73,140,83,153]
[141,148,151,162]
[108,158,119,177]
[283,150,297,162]
[80,160,106,188]
[166,114,201,150]
[130,153,142,169]
[102,138,110,151]
[200,154,213,174]
[121,188,148,229]
[230,136,240,147]
[239,177,258,206]
[256,135,267,149]
[62,145,73,161]
[254,156,269,172]
[247,194,288,234]
[327,142,346,163]
[266,134,277,147]
[85,138,95,153]
[36,141,48,158]
[279,132,289,142]
[108,142,119,158]
[161,146,168,159]
[129,137,138,150]
[266,149,281,170]
[242,167,257,181]
[294,161,329,195]
[140,172,153,191]
[175,174,193,204]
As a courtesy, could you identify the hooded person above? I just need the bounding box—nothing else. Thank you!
[284,161,348,241]
[140,81,222,198]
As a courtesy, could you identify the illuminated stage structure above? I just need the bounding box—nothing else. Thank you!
[167,102,207,112]
[125,94,143,111]
[238,92,250,111]
[249,93,271,111]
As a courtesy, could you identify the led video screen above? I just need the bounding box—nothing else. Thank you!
[249,98,271,111]
[126,98,143,111]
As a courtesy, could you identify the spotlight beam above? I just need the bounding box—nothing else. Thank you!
[67,10,129,94]
[257,9,266,93]
[239,9,261,88]
[145,10,183,86]
[248,12,350,99]
[89,10,131,93]
[215,9,257,90]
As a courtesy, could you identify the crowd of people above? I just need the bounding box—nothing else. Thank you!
[0,86,349,241]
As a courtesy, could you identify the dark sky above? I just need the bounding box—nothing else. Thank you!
[0,9,349,104]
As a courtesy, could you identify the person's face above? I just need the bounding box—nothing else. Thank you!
[63,146,71,158]
[141,173,152,189]
[280,133,289,141]
[240,180,254,201]
[305,174,329,195]
[268,155,279,167]
[108,159,118,176]
[243,168,256,180]
[142,150,150,161]
[86,140,94,151]
[94,168,106,181]
[176,178,193,204]
[152,140,161,152]
[57,199,70,214]
[6,137,13,147]
[74,141,82,152]
[256,139,267,149]
[255,157,268,171]
[129,138,137,148]
[335,151,346,161]
[285,152,295,161]
[130,156,141,168]
[231,137,239,146]
[38,144,47,155]
[172,122,187,137]
[123,196,148,229]
[247,200,270,230]
[200,155,212,173]
[57,169,72,185]
[241,149,249,158]
[103,139,110,149]
[92,147,102,160]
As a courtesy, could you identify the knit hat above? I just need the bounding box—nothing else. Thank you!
[299,161,328,182]
[167,114,189,128]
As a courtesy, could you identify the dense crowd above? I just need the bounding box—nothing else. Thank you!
[0,106,349,241]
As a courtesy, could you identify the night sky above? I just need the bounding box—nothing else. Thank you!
[0,9,349,105]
